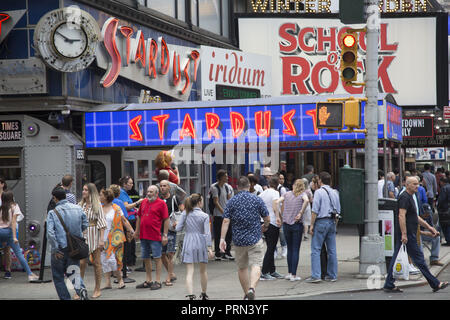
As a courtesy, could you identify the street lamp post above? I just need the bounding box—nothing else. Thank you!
[359,0,386,277]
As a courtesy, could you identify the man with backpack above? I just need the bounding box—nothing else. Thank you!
[209,169,234,261]
[46,187,89,300]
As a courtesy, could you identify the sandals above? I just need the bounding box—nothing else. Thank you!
[433,281,449,292]
[383,286,403,293]
[150,281,162,290]
[186,294,196,300]
[136,281,152,289]
[170,276,177,282]
[163,280,173,286]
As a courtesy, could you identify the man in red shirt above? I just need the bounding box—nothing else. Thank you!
[134,185,169,290]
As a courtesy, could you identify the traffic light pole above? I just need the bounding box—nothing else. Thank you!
[359,0,386,277]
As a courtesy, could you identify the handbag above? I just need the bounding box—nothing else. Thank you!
[53,208,89,260]
[392,243,409,281]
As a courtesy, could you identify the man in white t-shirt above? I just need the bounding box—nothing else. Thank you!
[211,169,234,261]
[259,176,284,280]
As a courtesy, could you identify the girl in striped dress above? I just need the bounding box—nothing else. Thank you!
[79,183,107,299]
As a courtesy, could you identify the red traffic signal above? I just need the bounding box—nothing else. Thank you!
[340,32,358,83]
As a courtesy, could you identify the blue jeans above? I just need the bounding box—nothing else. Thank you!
[421,234,440,262]
[311,218,337,279]
[51,249,86,300]
[283,223,303,276]
[279,227,287,247]
[384,232,440,290]
[441,224,450,243]
[0,227,33,275]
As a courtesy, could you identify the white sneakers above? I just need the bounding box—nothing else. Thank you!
[284,274,301,282]
[281,246,287,258]
[409,263,420,275]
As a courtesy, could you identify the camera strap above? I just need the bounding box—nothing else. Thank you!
[322,187,338,215]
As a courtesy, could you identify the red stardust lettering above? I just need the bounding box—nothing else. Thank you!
[158,37,169,75]
[181,59,190,95]
[147,38,158,78]
[180,113,196,140]
[119,26,133,66]
[255,111,271,137]
[305,109,319,135]
[0,13,11,37]
[100,18,121,88]
[129,115,143,141]
[190,50,200,82]
[282,109,297,136]
[133,31,146,68]
[281,57,311,94]
[279,23,297,53]
[172,51,181,86]
[151,114,170,140]
[205,113,221,139]
[230,112,245,138]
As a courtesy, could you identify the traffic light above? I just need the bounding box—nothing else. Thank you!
[316,102,344,129]
[339,0,365,24]
[340,32,358,84]
[344,99,361,128]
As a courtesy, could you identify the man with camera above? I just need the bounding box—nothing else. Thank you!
[305,171,340,283]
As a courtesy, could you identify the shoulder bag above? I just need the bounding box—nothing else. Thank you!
[53,208,89,260]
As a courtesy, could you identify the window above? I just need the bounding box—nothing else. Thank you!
[198,0,221,34]
[0,151,21,180]
[142,0,186,21]
[193,0,230,37]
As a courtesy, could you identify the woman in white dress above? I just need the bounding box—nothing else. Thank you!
[302,178,313,240]
[175,194,213,300]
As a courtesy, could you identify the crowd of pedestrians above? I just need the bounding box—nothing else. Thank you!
[1,161,449,300]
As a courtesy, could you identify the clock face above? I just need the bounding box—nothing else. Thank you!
[52,23,88,58]
[33,8,100,72]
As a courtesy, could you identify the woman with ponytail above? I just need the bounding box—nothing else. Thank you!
[176,194,213,300]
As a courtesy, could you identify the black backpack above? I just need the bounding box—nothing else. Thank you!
[208,183,230,215]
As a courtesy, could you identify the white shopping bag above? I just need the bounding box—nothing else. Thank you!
[393,244,409,280]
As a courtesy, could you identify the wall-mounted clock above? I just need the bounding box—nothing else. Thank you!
[33,7,100,72]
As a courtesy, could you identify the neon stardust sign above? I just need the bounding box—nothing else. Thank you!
[100,17,200,96]
[0,13,10,37]
[84,101,385,149]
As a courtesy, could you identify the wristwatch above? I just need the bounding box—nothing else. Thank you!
[163,233,168,237]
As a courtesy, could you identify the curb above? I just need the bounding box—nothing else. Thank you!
[261,252,450,300]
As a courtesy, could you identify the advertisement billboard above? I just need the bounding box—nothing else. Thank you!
[238,17,440,106]
[200,45,272,101]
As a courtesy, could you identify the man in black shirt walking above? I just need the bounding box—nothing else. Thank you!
[383,177,448,293]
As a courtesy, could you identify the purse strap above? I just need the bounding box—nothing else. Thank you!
[53,208,73,251]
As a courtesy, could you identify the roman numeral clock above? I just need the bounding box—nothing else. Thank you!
[33,7,100,72]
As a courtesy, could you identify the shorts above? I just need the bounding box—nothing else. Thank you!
[140,239,162,259]
[234,238,264,270]
[162,231,177,254]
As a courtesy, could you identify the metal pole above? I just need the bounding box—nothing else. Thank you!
[383,140,388,197]
[359,0,386,276]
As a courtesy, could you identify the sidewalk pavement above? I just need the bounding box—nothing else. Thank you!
[0,224,448,300]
